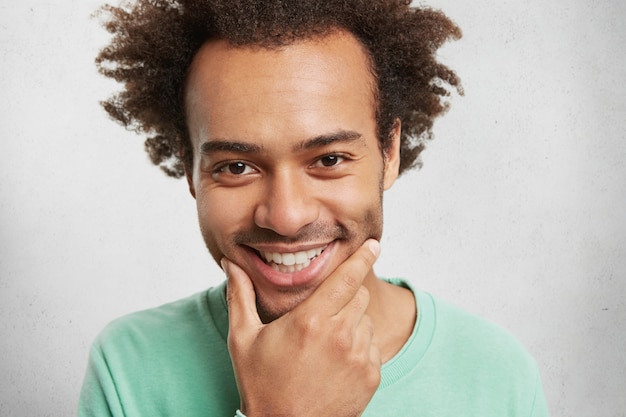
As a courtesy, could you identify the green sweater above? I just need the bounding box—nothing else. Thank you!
[79,279,549,416]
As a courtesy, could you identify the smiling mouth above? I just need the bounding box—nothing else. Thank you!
[255,245,328,273]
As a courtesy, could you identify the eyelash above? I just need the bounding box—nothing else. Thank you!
[313,153,347,168]
[212,161,257,177]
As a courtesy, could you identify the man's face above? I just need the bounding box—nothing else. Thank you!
[185,31,400,322]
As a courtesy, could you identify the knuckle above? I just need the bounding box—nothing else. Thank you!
[360,349,382,389]
[326,287,343,305]
[227,332,243,354]
[356,286,370,305]
[332,328,353,352]
[365,366,382,390]
[298,311,323,337]
[349,287,370,312]
[341,270,361,291]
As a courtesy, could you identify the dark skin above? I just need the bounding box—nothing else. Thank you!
[184,32,416,416]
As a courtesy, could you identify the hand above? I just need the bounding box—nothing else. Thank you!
[224,239,382,417]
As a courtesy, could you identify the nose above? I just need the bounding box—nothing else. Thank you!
[254,170,319,237]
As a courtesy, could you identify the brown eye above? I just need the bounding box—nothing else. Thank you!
[320,155,340,167]
[227,162,248,174]
[211,161,257,183]
[215,161,255,177]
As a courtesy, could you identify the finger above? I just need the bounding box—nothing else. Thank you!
[303,239,380,316]
[368,342,382,389]
[223,258,263,332]
[341,286,370,331]
[354,315,382,382]
[353,313,374,350]
[370,342,382,368]
[354,315,382,383]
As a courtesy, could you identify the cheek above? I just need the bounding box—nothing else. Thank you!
[321,170,383,231]
[196,187,253,255]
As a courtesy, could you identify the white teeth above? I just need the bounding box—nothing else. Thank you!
[294,252,308,264]
[271,252,281,264]
[282,253,296,266]
[259,245,327,272]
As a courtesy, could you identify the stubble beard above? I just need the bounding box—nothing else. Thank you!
[252,194,384,323]
[204,173,386,323]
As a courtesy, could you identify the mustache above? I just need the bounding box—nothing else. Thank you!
[232,223,349,246]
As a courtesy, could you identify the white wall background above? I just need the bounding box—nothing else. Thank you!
[1,0,624,416]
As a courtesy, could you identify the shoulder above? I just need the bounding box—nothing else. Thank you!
[93,283,228,356]
[369,285,548,416]
[425,292,541,390]
[385,279,539,379]
[98,291,204,341]
[432,295,533,358]
[81,283,239,415]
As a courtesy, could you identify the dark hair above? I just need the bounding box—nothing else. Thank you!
[96,0,462,177]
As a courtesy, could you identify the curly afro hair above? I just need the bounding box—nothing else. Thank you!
[96,0,462,177]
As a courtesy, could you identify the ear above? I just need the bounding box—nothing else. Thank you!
[184,159,197,199]
[382,119,401,190]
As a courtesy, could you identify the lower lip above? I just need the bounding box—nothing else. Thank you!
[244,241,336,288]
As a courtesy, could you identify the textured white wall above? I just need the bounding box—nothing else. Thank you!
[1,0,624,416]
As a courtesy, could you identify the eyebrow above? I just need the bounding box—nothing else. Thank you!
[199,129,364,155]
[200,140,262,155]
[297,130,364,150]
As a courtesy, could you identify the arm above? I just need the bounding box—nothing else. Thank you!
[529,369,550,417]
[78,343,124,417]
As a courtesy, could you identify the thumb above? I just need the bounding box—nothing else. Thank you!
[222,258,263,332]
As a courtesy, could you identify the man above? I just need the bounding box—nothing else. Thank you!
[80,1,549,416]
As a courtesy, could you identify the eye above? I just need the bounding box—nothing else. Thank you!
[316,154,345,167]
[227,162,250,175]
[214,161,256,176]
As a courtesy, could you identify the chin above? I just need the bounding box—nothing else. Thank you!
[255,287,312,323]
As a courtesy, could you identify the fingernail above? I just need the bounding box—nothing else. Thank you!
[220,258,228,272]
[368,240,380,257]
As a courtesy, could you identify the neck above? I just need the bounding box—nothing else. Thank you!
[363,271,417,363]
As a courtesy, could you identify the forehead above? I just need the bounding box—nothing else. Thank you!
[184,30,377,143]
